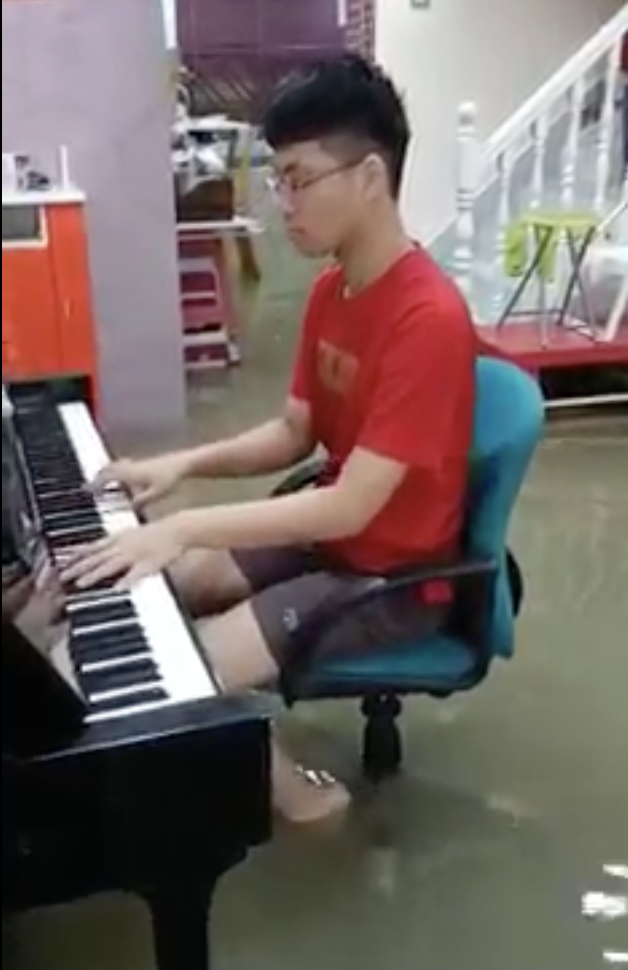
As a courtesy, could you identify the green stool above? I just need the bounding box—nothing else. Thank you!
[499,210,599,346]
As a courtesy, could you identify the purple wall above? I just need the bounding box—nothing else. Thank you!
[178,0,345,118]
[2,0,185,439]
[178,0,342,54]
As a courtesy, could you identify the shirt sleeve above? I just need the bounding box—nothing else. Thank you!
[289,270,333,402]
[289,313,315,402]
[358,306,475,470]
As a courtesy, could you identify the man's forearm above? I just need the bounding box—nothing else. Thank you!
[179,418,312,480]
[173,485,363,552]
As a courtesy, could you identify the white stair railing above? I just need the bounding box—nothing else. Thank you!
[451,102,477,300]
[444,6,628,314]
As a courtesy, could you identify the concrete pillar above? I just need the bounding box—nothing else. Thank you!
[2,0,186,440]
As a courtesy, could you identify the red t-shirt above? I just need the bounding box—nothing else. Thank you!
[291,247,476,574]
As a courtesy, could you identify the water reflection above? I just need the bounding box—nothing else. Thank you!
[583,865,627,964]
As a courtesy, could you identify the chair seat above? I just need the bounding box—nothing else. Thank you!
[304,633,483,698]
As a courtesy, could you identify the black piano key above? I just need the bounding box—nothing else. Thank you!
[79,659,161,696]
[42,511,101,529]
[71,632,148,657]
[71,631,145,658]
[43,506,98,523]
[38,491,94,509]
[65,590,131,609]
[74,593,135,611]
[33,473,83,490]
[88,686,168,715]
[64,577,116,596]
[71,623,141,643]
[70,623,149,650]
[74,648,153,670]
[72,613,142,634]
[49,531,106,551]
[69,600,138,626]
[71,620,147,642]
[71,638,151,665]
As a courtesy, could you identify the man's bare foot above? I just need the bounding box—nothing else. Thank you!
[272,744,351,825]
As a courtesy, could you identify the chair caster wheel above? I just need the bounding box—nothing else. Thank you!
[361,694,403,782]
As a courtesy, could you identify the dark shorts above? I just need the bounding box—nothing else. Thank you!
[232,546,447,668]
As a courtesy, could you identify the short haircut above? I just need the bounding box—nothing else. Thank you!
[263,54,410,197]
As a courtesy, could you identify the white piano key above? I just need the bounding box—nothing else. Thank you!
[56,402,218,721]
[88,681,164,705]
[81,653,152,673]
[72,618,139,637]
[66,593,131,612]
[57,401,113,484]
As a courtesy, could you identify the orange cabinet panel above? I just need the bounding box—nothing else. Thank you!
[2,243,61,378]
[48,203,98,382]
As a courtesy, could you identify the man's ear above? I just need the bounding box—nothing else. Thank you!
[362,152,389,200]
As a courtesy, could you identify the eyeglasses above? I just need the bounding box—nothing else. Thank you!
[266,159,365,198]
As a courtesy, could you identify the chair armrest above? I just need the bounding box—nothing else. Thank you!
[271,459,326,497]
[280,557,498,702]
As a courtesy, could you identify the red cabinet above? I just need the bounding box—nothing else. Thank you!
[2,198,98,397]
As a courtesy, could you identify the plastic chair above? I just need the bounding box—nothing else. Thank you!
[272,357,545,781]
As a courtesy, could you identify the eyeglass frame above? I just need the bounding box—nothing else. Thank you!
[266,156,371,199]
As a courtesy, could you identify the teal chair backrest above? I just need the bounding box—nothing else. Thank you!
[467,357,544,658]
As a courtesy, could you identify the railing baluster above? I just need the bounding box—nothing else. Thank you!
[619,169,628,239]
[594,40,622,213]
[453,102,477,302]
[529,114,549,209]
[561,78,586,210]
[492,151,513,319]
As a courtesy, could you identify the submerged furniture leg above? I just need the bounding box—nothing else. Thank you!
[558,228,597,334]
[146,878,215,970]
[604,264,628,343]
[498,226,554,331]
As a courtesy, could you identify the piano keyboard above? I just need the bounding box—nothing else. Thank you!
[14,397,218,722]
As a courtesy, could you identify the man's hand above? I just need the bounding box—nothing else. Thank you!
[60,517,187,589]
[93,454,190,509]
[2,573,34,620]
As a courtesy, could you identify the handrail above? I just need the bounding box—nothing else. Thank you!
[485,7,628,164]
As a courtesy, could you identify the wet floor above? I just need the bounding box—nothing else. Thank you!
[5,232,627,968]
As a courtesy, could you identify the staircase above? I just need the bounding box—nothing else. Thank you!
[433,7,628,396]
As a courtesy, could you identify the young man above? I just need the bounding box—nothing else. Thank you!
[63,55,477,823]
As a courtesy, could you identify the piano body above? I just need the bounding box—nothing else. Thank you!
[1,377,272,970]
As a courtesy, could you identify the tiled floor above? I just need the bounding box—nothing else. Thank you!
[5,231,627,969]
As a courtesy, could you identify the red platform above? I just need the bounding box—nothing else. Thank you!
[478,315,628,374]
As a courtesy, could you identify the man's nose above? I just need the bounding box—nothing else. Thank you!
[277,189,296,216]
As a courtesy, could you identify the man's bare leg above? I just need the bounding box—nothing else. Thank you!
[168,548,251,617]
[169,548,350,822]
[196,603,351,824]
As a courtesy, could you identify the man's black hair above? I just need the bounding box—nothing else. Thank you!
[262,54,410,197]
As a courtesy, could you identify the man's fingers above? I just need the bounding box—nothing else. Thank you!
[114,562,156,590]
[64,552,127,588]
[131,486,161,509]
[90,460,131,493]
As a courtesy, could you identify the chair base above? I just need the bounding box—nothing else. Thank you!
[361,694,403,782]
[507,550,523,615]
